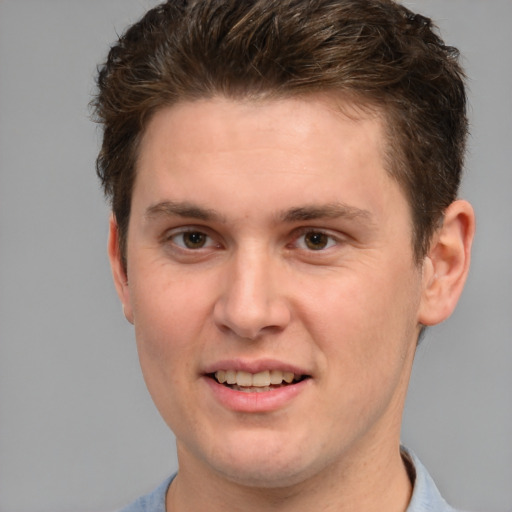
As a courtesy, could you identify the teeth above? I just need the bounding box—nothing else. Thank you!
[216,370,226,383]
[283,371,294,383]
[270,370,283,385]
[214,369,301,387]
[236,371,253,387]
[252,371,270,387]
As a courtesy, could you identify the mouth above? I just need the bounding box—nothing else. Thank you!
[207,370,310,393]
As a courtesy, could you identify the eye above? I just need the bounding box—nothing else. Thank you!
[295,230,337,251]
[169,230,215,250]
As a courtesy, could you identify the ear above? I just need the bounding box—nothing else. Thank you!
[108,214,134,324]
[418,200,475,326]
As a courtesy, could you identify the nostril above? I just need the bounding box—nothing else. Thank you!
[213,301,291,341]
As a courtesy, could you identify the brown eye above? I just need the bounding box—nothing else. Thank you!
[303,231,331,250]
[182,231,208,249]
[169,230,214,250]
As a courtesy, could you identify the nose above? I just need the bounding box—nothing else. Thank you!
[213,247,291,340]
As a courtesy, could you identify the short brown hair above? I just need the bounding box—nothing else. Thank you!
[93,0,467,266]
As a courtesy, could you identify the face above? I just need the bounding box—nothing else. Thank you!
[112,95,428,488]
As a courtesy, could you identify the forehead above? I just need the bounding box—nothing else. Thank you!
[134,95,406,225]
[140,93,384,155]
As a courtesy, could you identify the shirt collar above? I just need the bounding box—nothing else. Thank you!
[402,446,459,512]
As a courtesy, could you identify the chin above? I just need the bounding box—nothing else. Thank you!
[201,434,329,489]
[215,460,313,489]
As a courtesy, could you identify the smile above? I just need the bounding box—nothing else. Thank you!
[210,370,308,392]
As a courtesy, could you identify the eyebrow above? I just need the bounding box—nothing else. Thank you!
[145,201,225,222]
[280,203,374,224]
[145,200,373,225]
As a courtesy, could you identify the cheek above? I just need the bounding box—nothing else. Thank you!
[300,270,420,436]
[129,266,211,379]
[301,262,421,375]
[130,274,205,429]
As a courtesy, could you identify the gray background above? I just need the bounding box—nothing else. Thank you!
[0,1,510,511]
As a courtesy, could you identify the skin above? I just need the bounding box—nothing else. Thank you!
[109,95,474,512]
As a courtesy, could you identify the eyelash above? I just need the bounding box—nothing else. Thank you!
[163,227,341,253]
[165,228,218,250]
[291,228,339,251]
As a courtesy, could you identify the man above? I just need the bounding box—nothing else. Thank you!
[93,1,475,511]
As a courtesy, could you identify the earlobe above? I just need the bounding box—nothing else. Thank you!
[418,200,475,326]
[108,214,134,324]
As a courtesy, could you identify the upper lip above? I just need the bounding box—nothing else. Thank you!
[202,358,311,376]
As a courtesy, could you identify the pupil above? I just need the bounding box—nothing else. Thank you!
[184,232,206,248]
[305,232,328,250]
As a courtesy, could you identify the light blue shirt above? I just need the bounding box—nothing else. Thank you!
[118,449,460,512]
[403,449,460,512]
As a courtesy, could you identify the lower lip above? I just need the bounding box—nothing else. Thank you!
[203,376,310,413]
